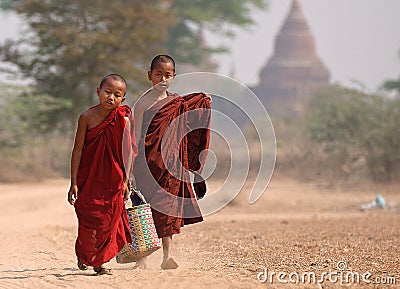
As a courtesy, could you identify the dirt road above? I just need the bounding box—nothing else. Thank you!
[0,177,399,288]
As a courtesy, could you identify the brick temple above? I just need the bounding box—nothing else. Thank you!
[252,0,330,116]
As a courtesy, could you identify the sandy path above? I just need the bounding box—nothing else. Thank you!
[0,177,399,288]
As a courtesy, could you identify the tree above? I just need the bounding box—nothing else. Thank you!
[0,0,174,124]
[166,0,267,68]
[0,83,70,147]
[383,49,400,94]
[0,0,267,127]
[306,85,400,182]
[0,82,73,180]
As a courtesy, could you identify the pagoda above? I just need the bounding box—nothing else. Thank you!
[252,0,330,116]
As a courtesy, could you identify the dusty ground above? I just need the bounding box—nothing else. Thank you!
[0,176,399,289]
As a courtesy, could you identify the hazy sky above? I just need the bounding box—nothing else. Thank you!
[1,0,400,91]
[209,0,400,91]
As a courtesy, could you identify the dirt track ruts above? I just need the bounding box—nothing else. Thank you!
[0,177,399,288]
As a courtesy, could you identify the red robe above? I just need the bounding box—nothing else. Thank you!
[133,92,211,238]
[74,105,136,267]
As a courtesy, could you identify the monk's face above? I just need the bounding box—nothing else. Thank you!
[96,79,126,110]
[148,61,176,91]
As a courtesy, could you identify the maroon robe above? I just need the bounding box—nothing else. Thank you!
[74,105,136,267]
[134,92,211,238]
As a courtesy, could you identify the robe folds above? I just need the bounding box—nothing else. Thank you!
[74,105,137,267]
[134,92,211,238]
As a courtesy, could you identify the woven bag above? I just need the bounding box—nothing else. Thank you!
[116,188,161,263]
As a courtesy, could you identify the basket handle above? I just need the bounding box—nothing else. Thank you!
[130,186,147,206]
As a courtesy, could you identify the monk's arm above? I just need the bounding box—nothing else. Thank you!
[122,116,132,201]
[67,113,87,205]
[133,103,144,147]
[122,116,133,179]
[129,102,145,189]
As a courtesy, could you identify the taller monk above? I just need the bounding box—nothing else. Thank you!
[132,55,211,270]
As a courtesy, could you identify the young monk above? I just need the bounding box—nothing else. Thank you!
[132,55,211,270]
[67,74,137,275]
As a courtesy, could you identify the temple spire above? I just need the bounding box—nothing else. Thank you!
[252,0,330,116]
[274,0,315,59]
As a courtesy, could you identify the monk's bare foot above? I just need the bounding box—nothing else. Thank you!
[133,257,147,269]
[77,260,88,271]
[94,267,113,275]
[161,258,178,270]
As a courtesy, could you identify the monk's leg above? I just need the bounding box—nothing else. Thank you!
[162,235,173,260]
[134,256,147,269]
[161,235,178,269]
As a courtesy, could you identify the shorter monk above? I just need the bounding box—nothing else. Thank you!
[67,74,137,275]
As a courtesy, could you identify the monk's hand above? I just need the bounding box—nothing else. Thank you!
[122,181,130,202]
[68,185,78,205]
[205,93,212,104]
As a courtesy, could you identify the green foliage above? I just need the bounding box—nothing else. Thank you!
[0,88,26,148]
[306,85,400,182]
[0,0,174,122]
[166,0,267,65]
[0,83,71,148]
[383,50,400,94]
[0,0,15,9]
[12,91,72,133]
[0,1,268,180]
[0,0,268,127]
[383,78,400,93]
[0,83,73,181]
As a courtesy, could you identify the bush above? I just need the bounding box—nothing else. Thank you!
[305,85,400,182]
[0,83,73,181]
